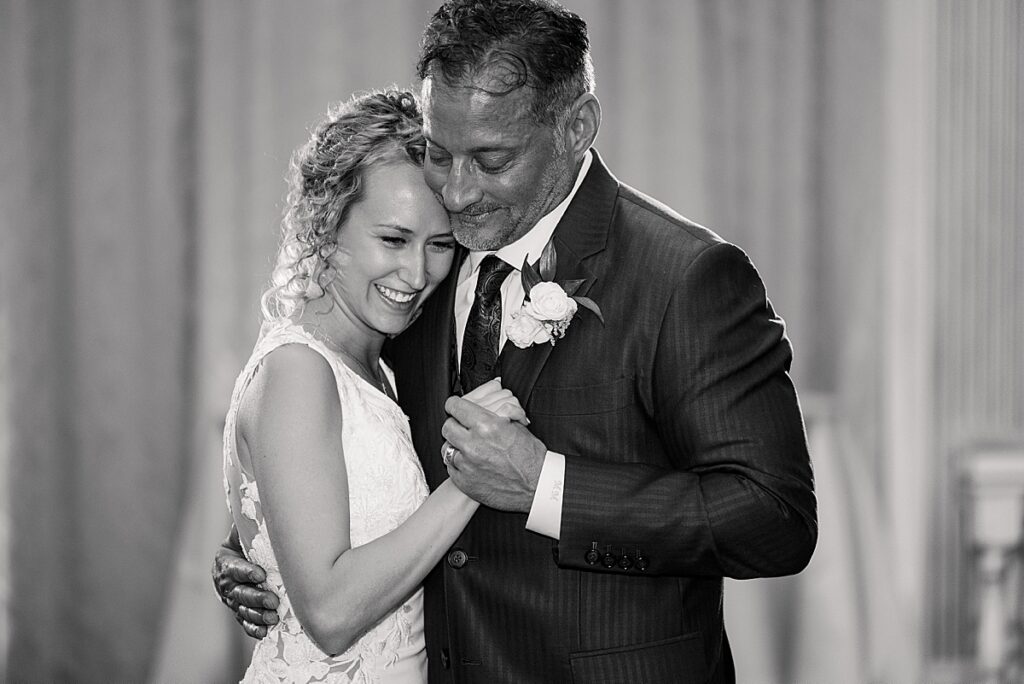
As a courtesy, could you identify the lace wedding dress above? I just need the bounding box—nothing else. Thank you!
[223,321,429,683]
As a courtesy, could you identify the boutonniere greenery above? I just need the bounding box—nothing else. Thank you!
[506,241,604,349]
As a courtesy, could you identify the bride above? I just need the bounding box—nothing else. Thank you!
[222,89,525,683]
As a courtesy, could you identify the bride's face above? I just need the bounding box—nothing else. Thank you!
[327,161,455,338]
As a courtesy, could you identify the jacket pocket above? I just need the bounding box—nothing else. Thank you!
[570,632,708,684]
[529,376,635,416]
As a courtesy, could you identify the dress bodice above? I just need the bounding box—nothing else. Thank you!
[223,321,429,683]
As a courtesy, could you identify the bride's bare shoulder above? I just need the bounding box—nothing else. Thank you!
[237,342,340,439]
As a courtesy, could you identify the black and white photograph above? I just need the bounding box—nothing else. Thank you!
[1,1,1021,682]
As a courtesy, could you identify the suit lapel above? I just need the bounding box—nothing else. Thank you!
[499,150,619,405]
[499,243,594,404]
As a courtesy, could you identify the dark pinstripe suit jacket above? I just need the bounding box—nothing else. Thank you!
[388,151,817,684]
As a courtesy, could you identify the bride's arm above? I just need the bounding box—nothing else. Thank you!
[239,344,477,656]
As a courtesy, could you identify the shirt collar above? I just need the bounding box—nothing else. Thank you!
[466,150,593,276]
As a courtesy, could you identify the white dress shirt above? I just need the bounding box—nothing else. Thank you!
[453,151,592,539]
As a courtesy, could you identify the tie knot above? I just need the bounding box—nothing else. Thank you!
[475,255,514,297]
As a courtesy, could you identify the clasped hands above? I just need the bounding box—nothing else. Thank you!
[213,378,546,639]
[441,378,546,513]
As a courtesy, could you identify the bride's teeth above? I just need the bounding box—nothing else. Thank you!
[378,285,415,303]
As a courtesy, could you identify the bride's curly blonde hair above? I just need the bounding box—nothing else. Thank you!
[261,89,426,322]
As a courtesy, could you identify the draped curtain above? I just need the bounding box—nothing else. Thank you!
[2,1,1020,682]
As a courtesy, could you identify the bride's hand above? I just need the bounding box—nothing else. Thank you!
[462,377,529,425]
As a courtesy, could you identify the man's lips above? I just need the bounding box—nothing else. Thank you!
[454,207,500,222]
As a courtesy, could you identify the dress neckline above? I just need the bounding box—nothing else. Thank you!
[268,321,402,410]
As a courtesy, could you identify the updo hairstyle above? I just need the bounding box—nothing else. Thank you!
[261,89,426,322]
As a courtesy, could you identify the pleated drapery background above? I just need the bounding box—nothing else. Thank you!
[1,1,1021,682]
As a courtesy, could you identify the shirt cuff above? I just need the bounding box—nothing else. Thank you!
[525,451,565,539]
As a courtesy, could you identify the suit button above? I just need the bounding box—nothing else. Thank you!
[635,556,649,571]
[447,549,468,569]
[602,552,617,568]
[440,648,451,669]
[585,548,600,565]
[618,554,633,570]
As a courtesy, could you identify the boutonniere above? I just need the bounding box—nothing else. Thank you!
[506,241,604,349]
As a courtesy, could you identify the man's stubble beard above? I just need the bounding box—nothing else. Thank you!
[450,154,575,252]
[451,215,518,252]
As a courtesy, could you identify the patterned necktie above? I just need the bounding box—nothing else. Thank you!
[460,255,514,392]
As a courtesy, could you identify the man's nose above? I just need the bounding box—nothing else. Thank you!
[442,162,482,213]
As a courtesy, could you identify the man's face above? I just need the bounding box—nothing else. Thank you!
[420,75,576,251]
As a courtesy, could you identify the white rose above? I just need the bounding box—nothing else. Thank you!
[525,282,577,321]
[506,310,552,348]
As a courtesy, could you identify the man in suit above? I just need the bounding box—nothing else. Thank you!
[215,1,817,681]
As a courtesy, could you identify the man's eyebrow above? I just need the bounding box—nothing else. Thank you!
[424,135,512,154]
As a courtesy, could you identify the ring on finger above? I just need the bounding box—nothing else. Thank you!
[441,442,457,467]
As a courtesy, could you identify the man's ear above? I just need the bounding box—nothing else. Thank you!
[565,93,601,160]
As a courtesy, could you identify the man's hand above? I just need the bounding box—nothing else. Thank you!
[441,395,546,512]
[212,528,280,638]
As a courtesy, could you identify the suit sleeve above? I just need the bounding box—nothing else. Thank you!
[556,241,817,579]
